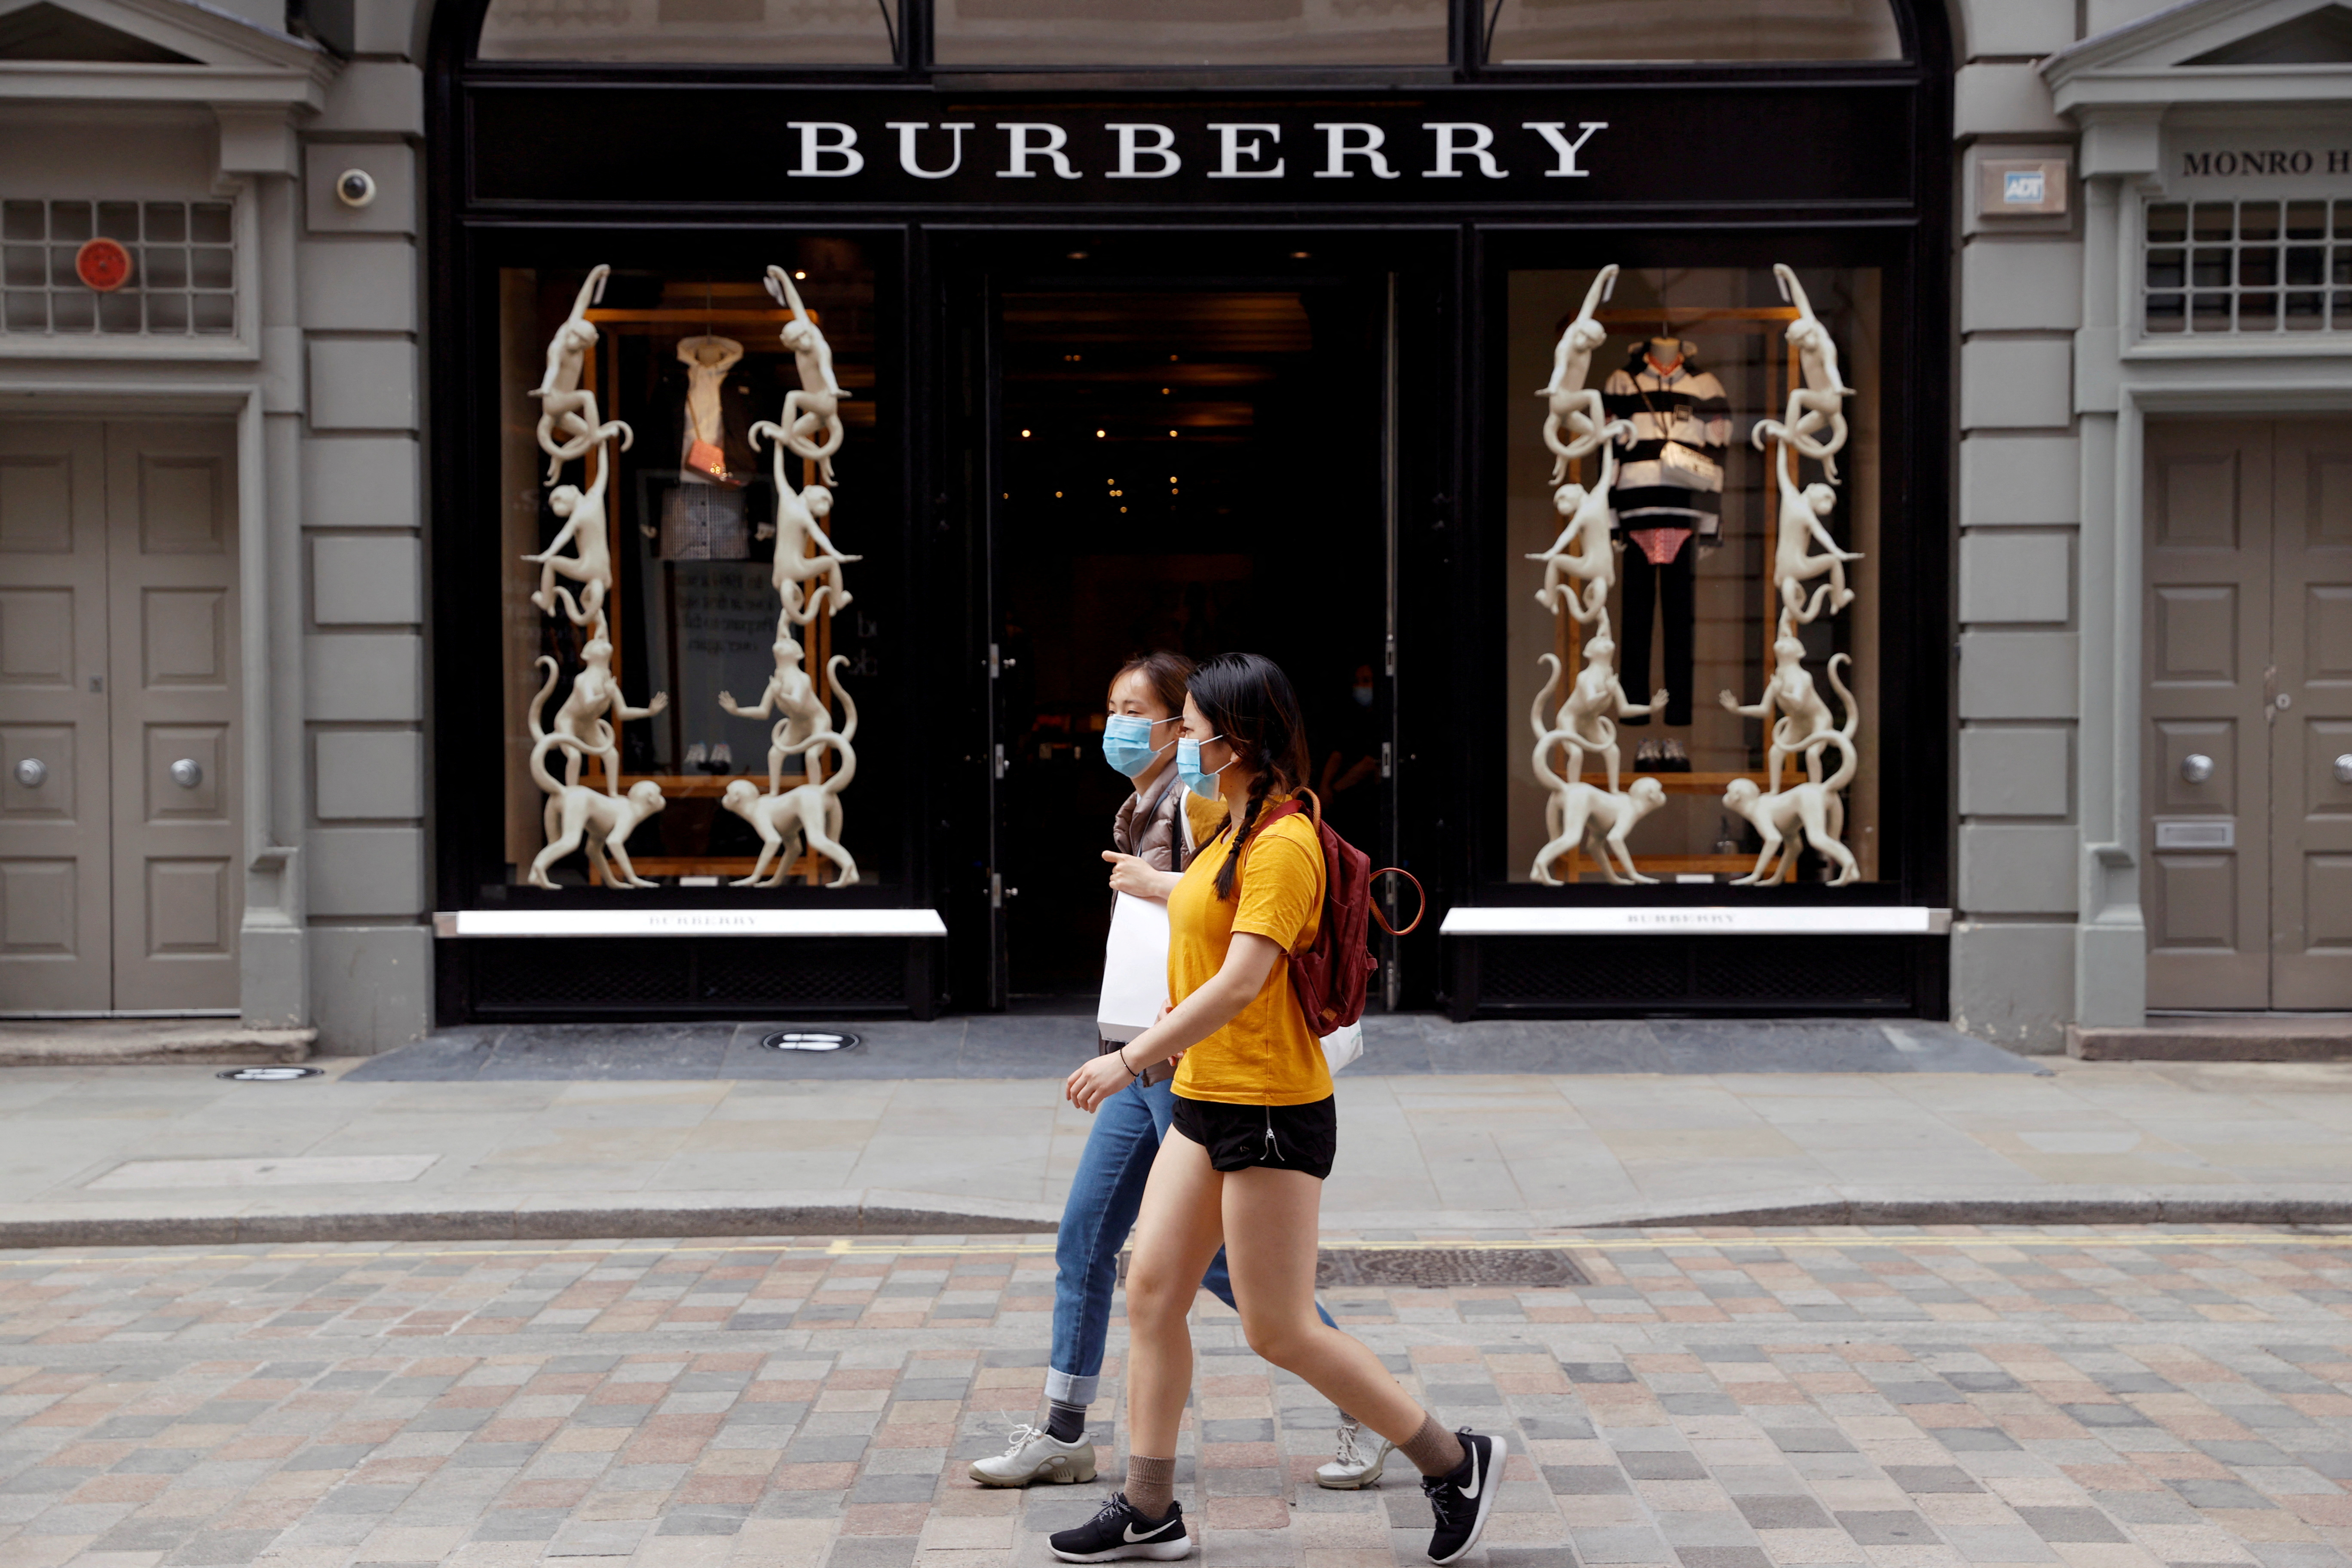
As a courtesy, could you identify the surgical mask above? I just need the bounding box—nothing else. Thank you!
[1352,685,1375,708]
[1100,713,1167,779]
[1176,735,1228,800]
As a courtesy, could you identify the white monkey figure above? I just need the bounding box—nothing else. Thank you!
[1723,655,1859,886]
[1531,628,1665,800]
[750,417,860,624]
[526,741,668,891]
[717,634,840,794]
[1537,264,1621,485]
[1750,263,1855,482]
[526,642,668,798]
[1527,433,1633,622]
[1530,774,1667,886]
[1718,611,1840,788]
[524,438,616,627]
[763,264,849,486]
[1768,444,1862,625]
[721,658,860,889]
[531,264,635,486]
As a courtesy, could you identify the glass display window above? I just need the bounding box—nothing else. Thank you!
[475,0,899,63]
[931,0,1449,67]
[493,245,891,892]
[1485,0,1902,63]
[1503,264,1882,887]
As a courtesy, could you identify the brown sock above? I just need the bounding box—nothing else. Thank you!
[1399,1413,1466,1478]
[1125,1454,1176,1519]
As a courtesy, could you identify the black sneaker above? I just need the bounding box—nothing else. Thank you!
[1048,1493,1190,1562]
[1421,1428,1507,1564]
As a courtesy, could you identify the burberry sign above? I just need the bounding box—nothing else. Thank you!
[781,118,1607,181]
[467,87,1917,208]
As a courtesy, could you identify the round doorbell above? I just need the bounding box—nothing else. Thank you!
[334,168,378,209]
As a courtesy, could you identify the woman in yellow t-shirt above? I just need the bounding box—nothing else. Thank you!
[1056,653,1504,1567]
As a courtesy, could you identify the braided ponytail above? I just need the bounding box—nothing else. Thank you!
[1186,652,1313,903]
[1216,767,1276,901]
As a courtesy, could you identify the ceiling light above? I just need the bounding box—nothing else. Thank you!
[1168,429,1178,438]
[1068,250,1089,260]
[1290,250,1310,260]
[793,270,808,279]
[1096,429,1106,438]
[1020,429,1032,437]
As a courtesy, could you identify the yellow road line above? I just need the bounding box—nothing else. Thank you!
[3,1230,2348,1269]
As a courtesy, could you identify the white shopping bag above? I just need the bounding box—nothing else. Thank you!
[1320,1020,1364,1076]
[1096,891,1171,1044]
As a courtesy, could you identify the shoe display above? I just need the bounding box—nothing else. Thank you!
[1635,739,1660,772]
[1660,738,1691,772]
[1314,1418,1392,1489]
[968,1422,1097,1488]
[1047,1493,1190,1562]
[682,742,707,770]
[1421,1428,1506,1565]
[708,742,734,774]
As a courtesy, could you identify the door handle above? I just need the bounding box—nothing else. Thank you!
[2336,754,2352,785]
[169,758,203,789]
[13,758,46,788]
[2180,753,2215,784]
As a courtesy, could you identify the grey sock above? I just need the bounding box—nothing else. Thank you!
[1125,1453,1176,1519]
[1044,1398,1087,1444]
[1399,1414,1467,1478]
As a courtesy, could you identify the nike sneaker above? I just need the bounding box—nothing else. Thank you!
[1315,1418,1392,1489]
[967,1422,1095,1488]
[1047,1493,1190,1562]
[1421,1428,1506,1564]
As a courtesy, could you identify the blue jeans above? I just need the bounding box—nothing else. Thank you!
[1047,1075,1335,1406]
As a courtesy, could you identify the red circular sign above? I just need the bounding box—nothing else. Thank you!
[75,238,133,293]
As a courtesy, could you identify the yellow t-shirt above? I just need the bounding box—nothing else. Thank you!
[1168,804,1332,1107]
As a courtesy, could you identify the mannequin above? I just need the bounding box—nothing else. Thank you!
[1529,774,1666,887]
[655,334,753,561]
[524,445,614,627]
[717,633,840,793]
[764,265,848,487]
[722,656,859,888]
[676,334,746,483]
[1769,443,1862,625]
[1530,626,1664,799]
[1717,612,1840,789]
[1536,264,1620,486]
[751,419,859,624]
[1527,428,1634,621]
[526,643,669,798]
[1604,338,1728,728]
[532,265,634,486]
[1751,264,1854,483]
[1723,655,1858,885]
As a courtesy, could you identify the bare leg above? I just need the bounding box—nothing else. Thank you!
[1220,1164,1432,1449]
[1123,1134,1228,1461]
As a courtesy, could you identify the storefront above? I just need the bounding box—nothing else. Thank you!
[421,0,1957,1023]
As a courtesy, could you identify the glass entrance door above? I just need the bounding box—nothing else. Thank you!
[983,263,1396,1010]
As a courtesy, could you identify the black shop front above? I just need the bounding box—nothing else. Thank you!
[425,0,1955,1025]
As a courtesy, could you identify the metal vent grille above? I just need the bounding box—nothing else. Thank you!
[462,936,912,1016]
[2,199,236,336]
[1316,1248,1590,1288]
[1476,935,1914,1008]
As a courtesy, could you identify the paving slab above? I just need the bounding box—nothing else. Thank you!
[2,1048,2352,1244]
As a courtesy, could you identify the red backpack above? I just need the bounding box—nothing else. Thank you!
[1244,793,1424,1035]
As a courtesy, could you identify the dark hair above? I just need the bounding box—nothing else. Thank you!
[1186,652,1312,901]
[1110,649,1194,720]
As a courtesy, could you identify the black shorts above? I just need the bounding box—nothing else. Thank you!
[1170,1094,1337,1181]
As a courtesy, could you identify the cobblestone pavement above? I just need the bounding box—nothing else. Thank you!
[0,1227,2346,1567]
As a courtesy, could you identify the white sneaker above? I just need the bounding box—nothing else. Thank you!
[968,1422,1097,1488]
[1314,1419,1392,1489]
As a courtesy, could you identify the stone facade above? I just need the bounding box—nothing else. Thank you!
[3,0,2337,1051]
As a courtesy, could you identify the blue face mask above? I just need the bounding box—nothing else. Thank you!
[1101,714,1168,779]
[1176,735,1228,801]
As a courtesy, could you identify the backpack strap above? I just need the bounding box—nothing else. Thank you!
[1369,868,1427,937]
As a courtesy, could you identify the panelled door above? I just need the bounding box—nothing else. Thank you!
[0,419,240,1013]
[2144,418,2352,1009]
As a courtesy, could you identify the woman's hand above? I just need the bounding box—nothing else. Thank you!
[1102,851,1179,901]
[1066,1049,1136,1114]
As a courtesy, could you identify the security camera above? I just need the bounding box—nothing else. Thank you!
[334,168,377,209]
